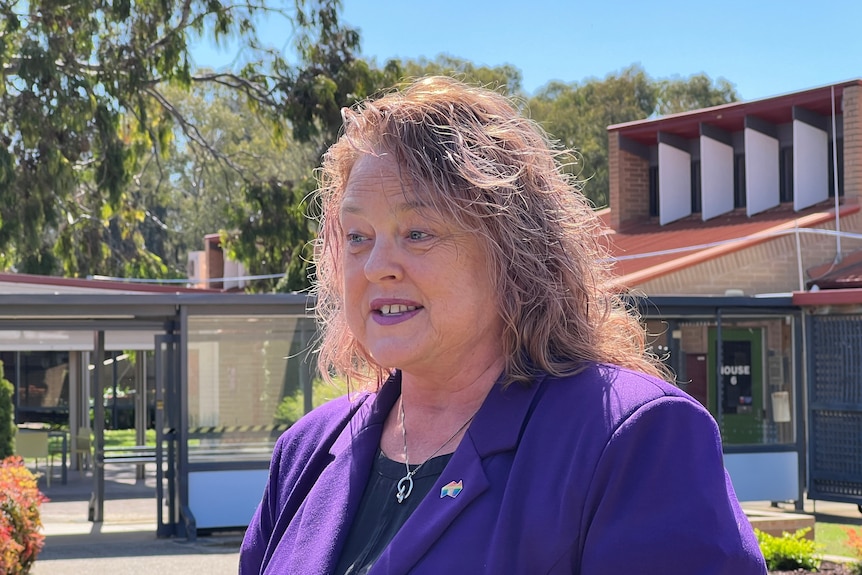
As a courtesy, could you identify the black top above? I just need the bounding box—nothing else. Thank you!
[335,449,454,575]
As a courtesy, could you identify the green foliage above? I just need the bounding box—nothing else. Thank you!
[0,0,740,287]
[0,456,46,574]
[273,378,346,427]
[134,81,322,280]
[223,178,317,293]
[395,55,523,96]
[528,65,738,208]
[0,362,13,459]
[656,74,738,116]
[272,390,308,427]
[272,2,402,154]
[755,527,822,571]
[0,0,383,281]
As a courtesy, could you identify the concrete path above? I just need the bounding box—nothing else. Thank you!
[29,463,243,575]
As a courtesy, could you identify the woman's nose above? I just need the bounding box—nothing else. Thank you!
[364,238,403,282]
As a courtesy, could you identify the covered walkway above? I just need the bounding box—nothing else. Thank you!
[5,292,312,539]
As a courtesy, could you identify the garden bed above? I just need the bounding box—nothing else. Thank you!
[770,560,854,574]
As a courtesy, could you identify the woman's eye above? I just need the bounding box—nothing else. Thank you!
[346,233,367,244]
[408,230,430,241]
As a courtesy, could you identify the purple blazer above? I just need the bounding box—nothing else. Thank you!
[240,364,766,574]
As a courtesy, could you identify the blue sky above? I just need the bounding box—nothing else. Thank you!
[193,0,862,101]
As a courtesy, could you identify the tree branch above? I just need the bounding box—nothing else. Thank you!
[144,85,250,179]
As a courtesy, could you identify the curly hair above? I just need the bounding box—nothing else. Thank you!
[313,76,665,389]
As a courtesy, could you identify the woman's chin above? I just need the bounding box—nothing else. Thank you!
[367,347,429,375]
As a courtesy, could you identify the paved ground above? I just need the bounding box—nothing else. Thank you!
[25,462,862,573]
[745,498,862,525]
[30,463,243,575]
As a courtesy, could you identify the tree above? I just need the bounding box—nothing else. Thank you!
[224,178,318,292]
[0,0,387,281]
[129,81,323,281]
[656,74,738,116]
[529,65,657,207]
[528,65,737,208]
[395,55,524,96]
[218,12,402,292]
[0,361,14,459]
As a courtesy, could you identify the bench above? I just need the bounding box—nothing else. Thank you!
[102,445,157,465]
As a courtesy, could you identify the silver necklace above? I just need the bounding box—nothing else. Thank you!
[395,397,475,504]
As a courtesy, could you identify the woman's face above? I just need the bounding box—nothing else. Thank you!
[339,152,505,379]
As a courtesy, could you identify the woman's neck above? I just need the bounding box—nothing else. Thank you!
[399,355,504,414]
[380,357,504,463]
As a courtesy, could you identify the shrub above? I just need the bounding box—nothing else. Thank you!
[755,527,821,571]
[273,378,347,427]
[0,456,47,574]
[0,361,14,459]
[842,526,862,575]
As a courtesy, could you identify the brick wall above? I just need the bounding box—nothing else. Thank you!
[844,85,862,204]
[632,211,862,295]
[609,132,650,229]
[204,239,225,290]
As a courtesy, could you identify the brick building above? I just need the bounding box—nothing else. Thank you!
[606,79,862,296]
[604,80,862,505]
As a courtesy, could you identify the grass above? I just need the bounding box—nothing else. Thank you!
[103,428,156,448]
[818,522,861,559]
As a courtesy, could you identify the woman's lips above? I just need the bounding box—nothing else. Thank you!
[371,304,423,326]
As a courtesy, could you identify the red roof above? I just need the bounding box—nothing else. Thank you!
[806,249,862,289]
[793,288,862,306]
[609,79,862,146]
[0,272,219,293]
[607,202,860,287]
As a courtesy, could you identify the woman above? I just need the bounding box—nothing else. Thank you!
[240,76,766,574]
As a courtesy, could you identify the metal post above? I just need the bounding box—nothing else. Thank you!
[13,351,21,423]
[89,331,105,523]
[716,310,724,436]
[68,352,79,472]
[111,351,119,430]
[667,319,682,383]
[155,337,166,536]
[177,310,195,540]
[135,356,147,481]
[797,310,809,511]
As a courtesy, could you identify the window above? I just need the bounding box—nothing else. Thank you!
[185,314,321,462]
[734,153,746,208]
[779,147,794,203]
[690,160,702,213]
[649,165,659,217]
[2,351,71,425]
[828,138,844,198]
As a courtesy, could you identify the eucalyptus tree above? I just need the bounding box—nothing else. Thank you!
[127,80,321,281]
[0,0,390,280]
[395,55,524,96]
[529,66,738,208]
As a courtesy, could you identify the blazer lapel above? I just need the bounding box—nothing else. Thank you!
[283,378,401,574]
[370,376,544,573]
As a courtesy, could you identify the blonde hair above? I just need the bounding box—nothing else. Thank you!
[313,76,665,388]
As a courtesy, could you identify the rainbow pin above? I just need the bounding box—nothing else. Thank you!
[440,480,463,499]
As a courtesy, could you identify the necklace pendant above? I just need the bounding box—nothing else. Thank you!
[396,474,414,504]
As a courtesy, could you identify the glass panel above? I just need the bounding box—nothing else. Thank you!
[90,350,152,431]
[186,314,318,462]
[3,351,70,426]
[672,317,795,446]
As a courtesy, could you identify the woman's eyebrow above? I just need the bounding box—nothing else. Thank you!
[340,197,430,216]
